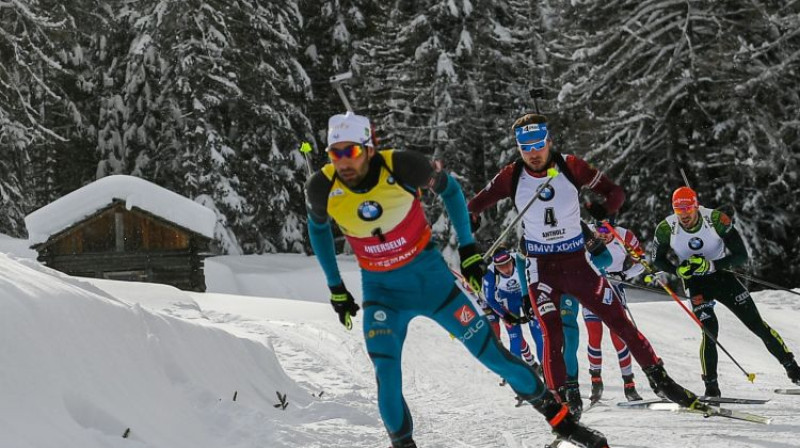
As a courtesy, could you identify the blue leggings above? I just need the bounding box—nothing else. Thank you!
[528,295,580,382]
[361,249,545,444]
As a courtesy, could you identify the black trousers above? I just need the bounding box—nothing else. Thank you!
[687,271,793,382]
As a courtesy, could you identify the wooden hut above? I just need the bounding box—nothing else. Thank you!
[25,175,218,291]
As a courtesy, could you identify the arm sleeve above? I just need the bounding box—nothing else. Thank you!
[307,218,343,287]
[566,155,625,215]
[467,163,515,214]
[621,263,646,280]
[305,172,343,287]
[391,150,445,191]
[391,151,474,246]
[715,227,749,270]
[620,228,646,279]
[305,171,333,224]
[652,220,676,272]
[439,173,476,247]
[482,270,504,314]
[624,228,643,253]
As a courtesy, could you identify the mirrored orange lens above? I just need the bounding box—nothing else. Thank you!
[674,206,697,216]
[328,144,363,161]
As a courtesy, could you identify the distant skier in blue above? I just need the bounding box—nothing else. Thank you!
[482,246,539,370]
[305,111,608,448]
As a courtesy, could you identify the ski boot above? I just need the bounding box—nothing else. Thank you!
[702,375,721,398]
[532,391,608,448]
[643,361,705,410]
[646,373,667,399]
[391,437,417,448]
[589,369,604,404]
[622,374,643,401]
[558,381,584,420]
[783,356,800,385]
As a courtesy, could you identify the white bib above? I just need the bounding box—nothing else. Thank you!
[666,207,726,262]
[489,264,523,296]
[514,164,583,255]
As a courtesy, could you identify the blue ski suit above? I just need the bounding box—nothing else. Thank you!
[482,253,536,361]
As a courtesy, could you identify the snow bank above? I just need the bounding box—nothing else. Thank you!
[24,175,216,245]
[0,253,371,448]
[204,253,364,302]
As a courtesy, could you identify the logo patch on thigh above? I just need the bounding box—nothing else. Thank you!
[538,303,557,315]
[455,305,476,326]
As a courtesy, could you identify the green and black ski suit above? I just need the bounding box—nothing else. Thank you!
[653,207,794,384]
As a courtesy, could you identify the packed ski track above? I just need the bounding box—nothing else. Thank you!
[1,249,799,447]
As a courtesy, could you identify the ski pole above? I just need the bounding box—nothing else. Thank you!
[604,277,638,328]
[330,71,355,112]
[299,141,313,176]
[725,270,800,298]
[601,221,757,383]
[482,168,559,262]
[618,279,690,300]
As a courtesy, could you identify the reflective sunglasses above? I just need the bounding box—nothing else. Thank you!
[673,205,698,216]
[596,226,611,234]
[327,143,364,161]
[518,139,548,152]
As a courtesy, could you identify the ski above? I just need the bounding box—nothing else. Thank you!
[584,400,609,413]
[774,388,800,395]
[618,396,768,407]
[616,397,668,407]
[684,404,772,424]
[699,396,770,405]
[618,400,771,424]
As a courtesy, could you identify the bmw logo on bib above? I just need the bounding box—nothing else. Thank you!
[688,237,704,250]
[538,185,555,201]
[358,201,383,221]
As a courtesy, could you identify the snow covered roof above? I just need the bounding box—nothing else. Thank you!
[25,175,217,245]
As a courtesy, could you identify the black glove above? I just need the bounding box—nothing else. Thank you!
[459,243,485,292]
[469,213,482,233]
[329,284,360,330]
[522,295,534,320]
[503,312,522,325]
[607,272,626,282]
[585,201,608,221]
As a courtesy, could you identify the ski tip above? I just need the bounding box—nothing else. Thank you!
[774,388,800,395]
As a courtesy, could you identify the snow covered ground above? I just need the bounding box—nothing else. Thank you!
[1,236,799,448]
